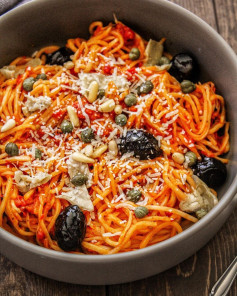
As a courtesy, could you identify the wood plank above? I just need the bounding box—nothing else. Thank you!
[0,255,106,296]
[169,0,217,29]
[214,0,237,51]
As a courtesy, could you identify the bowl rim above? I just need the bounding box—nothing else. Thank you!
[0,0,237,263]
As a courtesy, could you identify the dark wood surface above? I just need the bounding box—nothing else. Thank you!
[0,0,236,295]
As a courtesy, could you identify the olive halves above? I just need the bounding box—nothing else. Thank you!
[55,205,86,251]
[192,156,227,189]
[168,53,198,82]
[46,47,74,66]
[118,129,162,160]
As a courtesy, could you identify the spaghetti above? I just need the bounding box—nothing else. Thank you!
[0,21,229,254]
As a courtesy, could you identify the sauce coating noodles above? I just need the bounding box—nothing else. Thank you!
[0,21,229,254]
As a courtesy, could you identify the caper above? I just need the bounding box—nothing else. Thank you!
[115,114,127,126]
[127,189,142,203]
[134,206,149,218]
[136,86,141,96]
[180,80,196,94]
[158,56,170,66]
[97,89,105,98]
[36,73,47,80]
[129,48,140,61]
[60,120,73,133]
[124,93,137,107]
[35,148,42,160]
[71,173,88,186]
[23,77,36,92]
[5,142,19,156]
[139,81,154,94]
[185,151,197,167]
[81,128,94,143]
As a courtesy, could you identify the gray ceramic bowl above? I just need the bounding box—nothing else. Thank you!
[0,0,236,285]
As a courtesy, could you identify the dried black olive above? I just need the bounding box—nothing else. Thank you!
[168,53,197,82]
[193,156,227,189]
[118,129,162,160]
[46,47,73,65]
[55,205,86,251]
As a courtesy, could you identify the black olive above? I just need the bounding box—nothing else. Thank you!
[193,156,227,189]
[168,53,198,82]
[46,47,74,65]
[55,205,86,251]
[118,129,162,160]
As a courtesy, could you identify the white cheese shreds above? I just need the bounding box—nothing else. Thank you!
[102,232,121,237]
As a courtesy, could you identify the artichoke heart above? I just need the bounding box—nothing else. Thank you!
[144,39,164,66]
[179,175,218,219]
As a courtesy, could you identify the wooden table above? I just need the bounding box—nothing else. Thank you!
[0,0,236,295]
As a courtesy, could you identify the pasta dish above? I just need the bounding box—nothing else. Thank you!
[0,20,229,254]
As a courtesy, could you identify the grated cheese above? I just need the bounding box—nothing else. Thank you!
[102,232,122,237]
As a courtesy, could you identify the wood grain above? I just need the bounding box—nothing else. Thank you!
[169,0,217,29]
[0,0,236,295]
[0,253,106,296]
[214,0,237,51]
